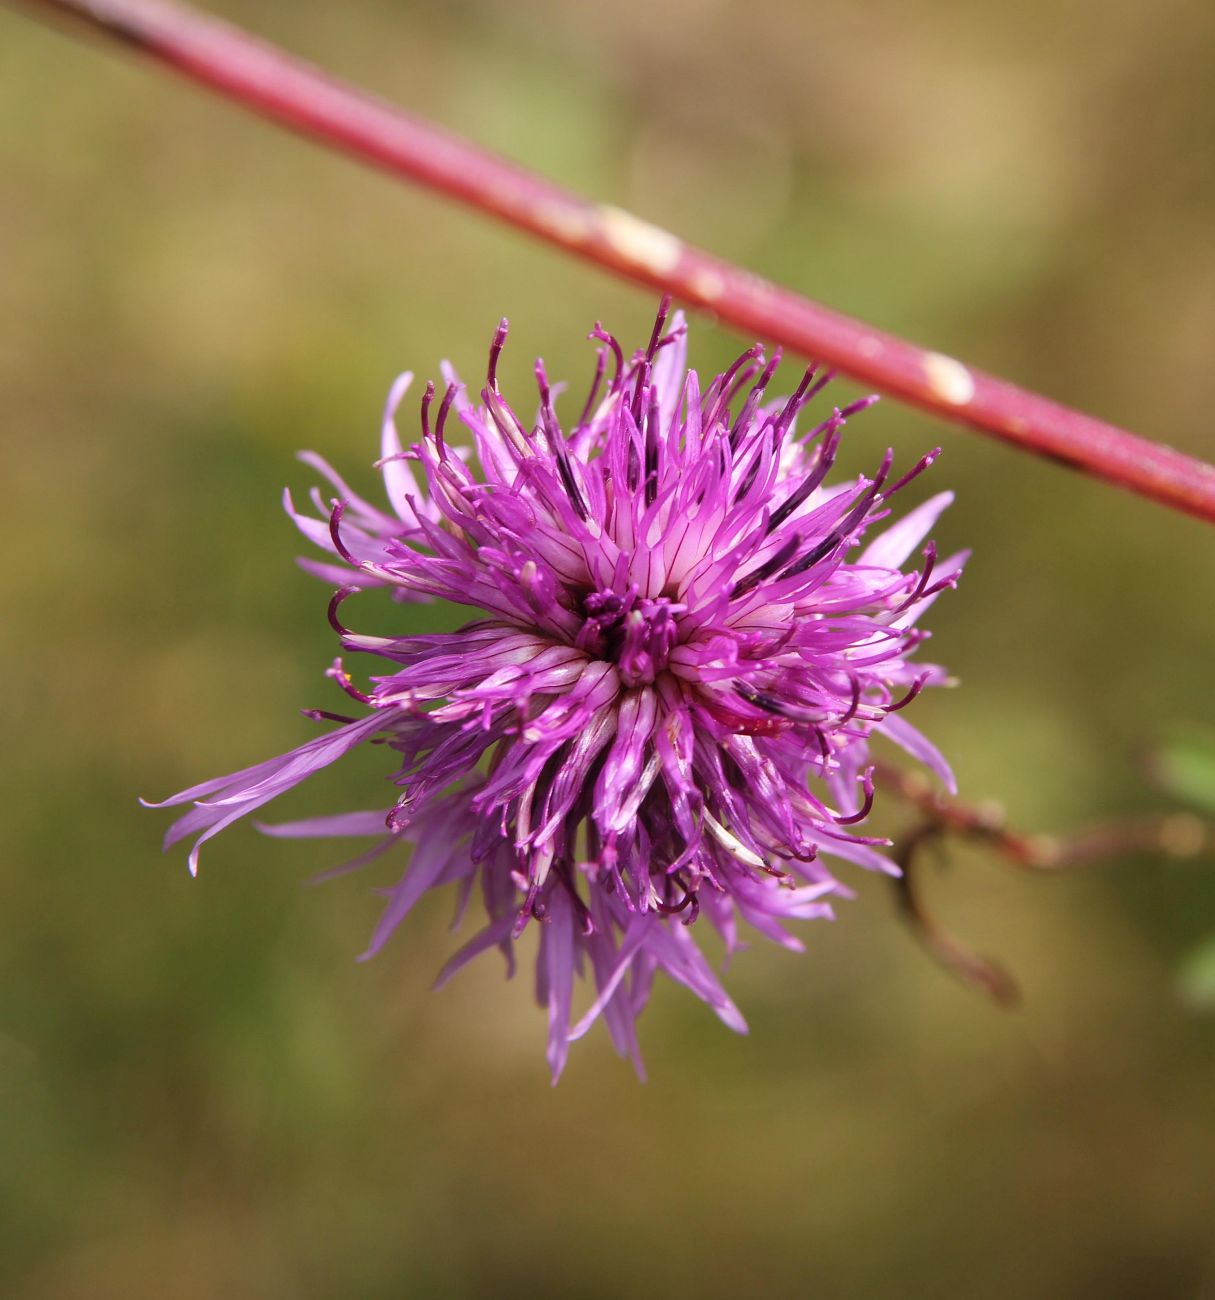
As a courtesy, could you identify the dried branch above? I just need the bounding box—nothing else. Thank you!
[877,762,1214,1002]
[892,824,1022,1006]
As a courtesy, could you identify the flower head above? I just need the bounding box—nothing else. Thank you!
[151,302,965,1080]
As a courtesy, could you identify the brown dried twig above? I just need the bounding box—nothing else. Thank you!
[876,762,1213,1003]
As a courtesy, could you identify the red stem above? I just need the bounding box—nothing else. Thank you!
[17,0,1215,524]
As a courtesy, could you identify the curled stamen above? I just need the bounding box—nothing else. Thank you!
[512,878,543,938]
[645,295,672,362]
[871,448,895,495]
[419,380,436,441]
[327,585,360,638]
[893,544,938,615]
[887,447,941,497]
[536,358,589,519]
[534,356,554,407]
[576,345,608,430]
[729,348,782,449]
[834,767,876,825]
[756,859,794,883]
[326,657,374,705]
[836,673,863,726]
[487,317,509,390]
[644,387,660,507]
[772,362,819,436]
[655,875,697,915]
[654,320,686,356]
[435,381,460,446]
[627,352,652,426]
[589,323,624,393]
[795,395,878,456]
[885,674,929,714]
[327,499,359,566]
[702,343,763,430]
[801,366,836,409]
[301,708,359,724]
[839,394,881,421]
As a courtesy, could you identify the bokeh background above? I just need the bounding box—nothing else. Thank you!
[3,0,1214,1295]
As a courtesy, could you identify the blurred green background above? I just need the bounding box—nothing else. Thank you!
[2,1,1214,1296]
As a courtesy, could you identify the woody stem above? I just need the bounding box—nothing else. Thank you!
[15,0,1215,523]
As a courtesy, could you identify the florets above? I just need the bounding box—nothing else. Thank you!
[151,301,966,1080]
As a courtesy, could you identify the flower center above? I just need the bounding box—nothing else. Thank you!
[575,587,682,686]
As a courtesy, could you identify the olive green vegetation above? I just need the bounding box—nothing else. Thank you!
[2,1,1214,1296]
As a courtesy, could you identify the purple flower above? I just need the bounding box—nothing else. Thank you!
[150,302,965,1081]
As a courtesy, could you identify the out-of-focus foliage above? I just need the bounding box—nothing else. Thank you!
[1157,729,1215,1010]
[1156,727,1215,818]
[1179,938,1215,1010]
[1,1,1214,1298]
